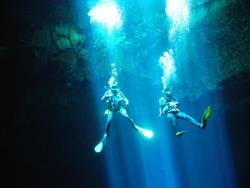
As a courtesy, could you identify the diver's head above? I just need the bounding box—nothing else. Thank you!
[162,88,172,98]
[110,84,119,94]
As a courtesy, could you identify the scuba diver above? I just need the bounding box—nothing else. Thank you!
[94,64,154,153]
[159,87,212,137]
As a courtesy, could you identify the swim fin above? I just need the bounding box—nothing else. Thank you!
[135,125,154,139]
[201,106,212,129]
[94,134,107,153]
[175,130,186,137]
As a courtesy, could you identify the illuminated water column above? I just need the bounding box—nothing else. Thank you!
[88,0,123,35]
[87,0,189,187]
[163,0,237,187]
[87,1,179,188]
[165,0,189,42]
[88,1,133,188]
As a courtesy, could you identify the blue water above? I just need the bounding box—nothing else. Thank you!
[91,73,236,188]
[84,0,238,187]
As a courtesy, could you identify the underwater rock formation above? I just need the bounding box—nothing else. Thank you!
[24,24,89,83]
[3,0,250,100]
[173,1,250,99]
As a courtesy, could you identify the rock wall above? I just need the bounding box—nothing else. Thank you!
[172,0,250,99]
[3,0,250,100]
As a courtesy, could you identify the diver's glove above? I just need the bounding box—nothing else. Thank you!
[125,99,129,105]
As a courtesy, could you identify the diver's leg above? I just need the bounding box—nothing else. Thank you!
[119,108,153,138]
[176,111,201,127]
[119,108,137,129]
[167,113,185,136]
[94,111,114,153]
[105,111,114,137]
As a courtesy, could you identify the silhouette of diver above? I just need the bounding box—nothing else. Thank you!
[94,64,154,153]
[159,87,212,137]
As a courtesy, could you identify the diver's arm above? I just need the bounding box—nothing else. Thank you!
[159,107,164,116]
[101,91,111,102]
[159,97,165,116]
[101,95,106,102]
[119,90,129,105]
[118,90,126,98]
[172,96,179,104]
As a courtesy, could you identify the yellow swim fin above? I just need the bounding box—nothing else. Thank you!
[201,106,212,129]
